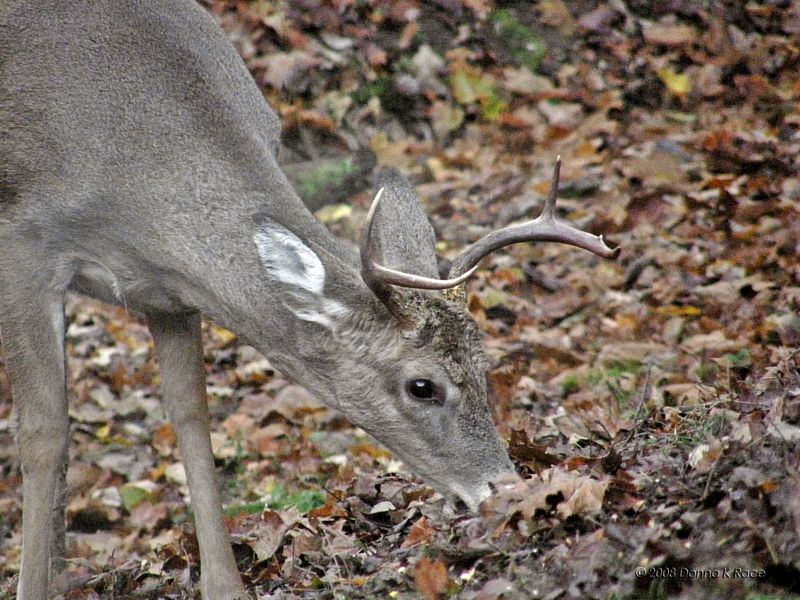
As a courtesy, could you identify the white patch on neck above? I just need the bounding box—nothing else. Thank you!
[253,223,326,294]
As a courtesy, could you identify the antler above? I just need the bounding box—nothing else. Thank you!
[360,188,479,290]
[448,157,619,277]
[359,157,619,291]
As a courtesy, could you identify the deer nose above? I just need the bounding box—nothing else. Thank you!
[454,467,521,512]
[447,482,491,512]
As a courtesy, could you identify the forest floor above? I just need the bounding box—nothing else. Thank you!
[2,1,800,598]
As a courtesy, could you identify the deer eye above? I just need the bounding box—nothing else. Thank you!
[405,378,442,403]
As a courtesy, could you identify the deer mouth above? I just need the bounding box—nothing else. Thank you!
[441,468,521,513]
[444,482,492,513]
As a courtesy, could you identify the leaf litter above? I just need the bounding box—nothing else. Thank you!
[2,0,800,598]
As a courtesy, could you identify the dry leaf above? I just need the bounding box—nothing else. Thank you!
[688,440,723,473]
[402,516,435,548]
[151,423,176,457]
[414,556,450,600]
[259,51,319,90]
[644,24,698,46]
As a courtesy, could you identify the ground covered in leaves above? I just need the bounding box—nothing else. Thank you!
[2,1,800,598]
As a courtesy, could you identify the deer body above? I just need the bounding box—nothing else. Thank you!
[1,1,617,598]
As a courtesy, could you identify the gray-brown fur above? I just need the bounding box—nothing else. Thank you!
[1,2,515,599]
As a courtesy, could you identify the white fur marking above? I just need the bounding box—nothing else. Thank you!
[323,299,349,318]
[253,224,326,294]
[292,309,333,327]
[254,223,352,328]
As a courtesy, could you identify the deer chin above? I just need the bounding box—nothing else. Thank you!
[439,469,522,513]
[446,482,492,513]
[439,473,512,513]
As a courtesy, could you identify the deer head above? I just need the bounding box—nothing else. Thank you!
[254,158,618,510]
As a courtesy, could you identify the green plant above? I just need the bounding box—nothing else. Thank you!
[449,65,507,120]
[585,360,641,390]
[489,9,546,72]
[221,438,250,473]
[724,348,751,368]
[267,483,326,513]
[694,362,719,384]
[392,54,414,73]
[605,359,642,378]
[561,375,581,396]
[352,75,405,112]
[295,157,359,200]
[224,501,266,518]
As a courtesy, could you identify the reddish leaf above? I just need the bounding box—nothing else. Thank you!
[414,556,450,600]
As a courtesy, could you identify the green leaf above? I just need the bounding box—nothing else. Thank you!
[449,64,506,120]
[266,484,326,513]
[223,501,266,518]
[490,9,547,72]
[119,483,156,513]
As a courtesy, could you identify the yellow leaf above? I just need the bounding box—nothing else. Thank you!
[210,324,238,346]
[96,424,111,441]
[149,463,167,481]
[429,100,464,140]
[369,132,413,169]
[537,0,577,34]
[317,203,352,224]
[350,442,392,460]
[425,157,447,182]
[656,305,702,318]
[658,68,692,97]
[450,64,482,104]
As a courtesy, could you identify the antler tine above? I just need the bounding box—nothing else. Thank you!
[448,156,619,277]
[360,187,478,291]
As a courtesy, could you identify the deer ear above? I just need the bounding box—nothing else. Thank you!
[253,219,327,295]
[252,217,347,327]
[368,168,440,279]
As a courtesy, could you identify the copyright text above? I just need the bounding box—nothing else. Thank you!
[635,567,766,579]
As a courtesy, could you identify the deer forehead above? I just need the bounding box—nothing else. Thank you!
[410,299,489,379]
[417,300,484,349]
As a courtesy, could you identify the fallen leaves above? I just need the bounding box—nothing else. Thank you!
[643,23,699,47]
[414,556,451,600]
[401,515,436,548]
[1,1,800,599]
[483,467,609,528]
[687,439,723,473]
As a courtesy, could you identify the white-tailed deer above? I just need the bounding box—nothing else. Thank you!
[0,1,618,598]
